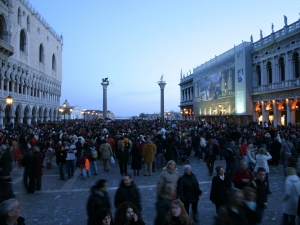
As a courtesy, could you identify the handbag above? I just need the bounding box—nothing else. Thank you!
[110,156,115,164]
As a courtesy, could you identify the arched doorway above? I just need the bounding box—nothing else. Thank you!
[24,105,30,124]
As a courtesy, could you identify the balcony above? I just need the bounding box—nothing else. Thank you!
[252,79,300,93]
[0,39,14,56]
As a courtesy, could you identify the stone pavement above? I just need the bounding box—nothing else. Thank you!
[10,156,286,225]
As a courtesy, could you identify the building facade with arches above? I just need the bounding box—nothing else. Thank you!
[0,0,62,125]
[180,15,300,125]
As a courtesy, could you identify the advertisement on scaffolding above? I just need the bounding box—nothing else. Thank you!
[199,72,222,101]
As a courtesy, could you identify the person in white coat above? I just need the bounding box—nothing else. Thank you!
[282,167,300,225]
[249,148,272,194]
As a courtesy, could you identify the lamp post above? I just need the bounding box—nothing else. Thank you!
[5,94,13,124]
[59,101,73,124]
[81,108,86,121]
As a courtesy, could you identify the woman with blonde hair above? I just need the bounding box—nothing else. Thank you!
[163,199,193,225]
[251,147,272,194]
[157,160,180,193]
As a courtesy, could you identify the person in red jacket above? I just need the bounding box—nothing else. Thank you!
[233,161,254,190]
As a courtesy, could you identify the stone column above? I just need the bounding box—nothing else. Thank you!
[26,116,32,125]
[17,116,23,123]
[101,82,109,118]
[273,104,278,127]
[262,103,266,126]
[287,102,292,124]
[158,81,166,120]
[228,69,233,91]
[252,103,257,122]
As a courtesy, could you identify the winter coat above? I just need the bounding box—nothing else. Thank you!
[210,174,232,209]
[253,153,272,173]
[131,145,142,170]
[281,141,295,160]
[22,154,36,176]
[154,194,172,225]
[142,142,156,163]
[99,143,113,160]
[0,177,15,204]
[270,140,282,158]
[86,186,111,225]
[232,169,254,190]
[56,147,67,164]
[164,141,175,162]
[178,173,201,203]
[116,147,129,164]
[157,167,180,192]
[0,152,12,174]
[114,180,141,211]
[283,169,300,216]
[33,151,44,178]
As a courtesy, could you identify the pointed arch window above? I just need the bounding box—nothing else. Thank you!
[20,29,26,52]
[52,54,56,71]
[39,44,44,63]
[27,16,30,32]
[266,62,272,84]
[18,7,21,24]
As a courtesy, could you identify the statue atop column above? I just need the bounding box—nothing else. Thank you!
[260,29,263,39]
[271,23,274,33]
[158,74,166,84]
[102,77,109,84]
[250,35,253,43]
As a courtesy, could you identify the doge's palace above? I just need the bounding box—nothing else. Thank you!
[0,0,62,125]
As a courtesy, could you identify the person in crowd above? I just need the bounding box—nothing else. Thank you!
[248,167,269,224]
[249,147,272,194]
[240,139,248,163]
[155,136,163,171]
[87,179,111,225]
[177,165,201,222]
[116,142,129,175]
[199,134,206,160]
[233,161,254,190]
[142,138,156,176]
[0,147,12,176]
[270,137,282,167]
[164,136,175,163]
[154,181,175,225]
[210,165,232,213]
[242,187,261,225]
[214,188,247,225]
[204,137,219,176]
[281,136,296,175]
[56,142,67,180]
[79,151,91,179]
[90,208,112,225]
[66,144,77,178]
[163,199,193,225]
[32,146,44,191]
[22,150,36,193]
[114,202,145,225]
[114,174,141,211]
[131,140,142,176]
[45,147,53,169]
[0,198,25,225]
[157,160,180,193]
[0,170,15,204]
[100,139,113,172]
[222,138,238,182]
[75,137,83,167]
[282,167,300,225]
[247,144,257,172]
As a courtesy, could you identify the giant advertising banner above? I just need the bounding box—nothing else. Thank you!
[234,43,252,115]
[199,72,222,101]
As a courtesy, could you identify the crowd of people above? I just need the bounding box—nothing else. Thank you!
[0,119,300,224]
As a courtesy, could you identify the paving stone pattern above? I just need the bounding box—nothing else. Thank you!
[11,156,286,225]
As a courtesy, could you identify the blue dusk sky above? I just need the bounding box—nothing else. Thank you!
[28,0,300,117]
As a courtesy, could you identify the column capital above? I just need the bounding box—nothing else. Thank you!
[158,82,166,90]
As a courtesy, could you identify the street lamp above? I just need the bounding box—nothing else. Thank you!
[5,95,13,124]
[81,108,86,121]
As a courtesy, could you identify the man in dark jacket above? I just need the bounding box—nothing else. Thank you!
[248,167,268,224]
[114,174,141,211]
[22,150,36,193]
[205,138,219,176]
[87,179,111,225]
[33,146,44,191]
[116,143,129,175]
[222,138,238,182]
[270,137,282,166]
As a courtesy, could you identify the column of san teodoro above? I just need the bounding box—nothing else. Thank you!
[179,15,300,126]
[0,0,62,125]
